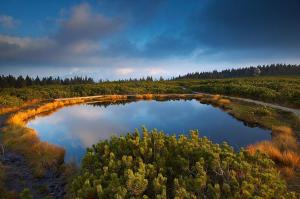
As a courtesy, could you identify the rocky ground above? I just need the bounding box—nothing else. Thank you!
[2,152,66,199]
[0,113,67,199]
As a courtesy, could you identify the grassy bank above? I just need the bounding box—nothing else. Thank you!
[247,126,300,192]
[1,93,300,196]
[3,93,300,177]
[0,94,203,177]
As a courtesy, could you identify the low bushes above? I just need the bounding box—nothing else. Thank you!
[69,128,296,198]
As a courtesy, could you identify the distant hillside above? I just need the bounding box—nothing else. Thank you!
[175,64,300,80]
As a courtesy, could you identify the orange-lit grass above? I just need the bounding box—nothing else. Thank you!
[216,98,231,106]
[248,142,283,162]
[281,151,300,168]
[211,94,221,100]
[272,126,293,137]
[0,99,41,115]
[132,94,153,100]
[2,125,65,177]
[7,99,87,125]
[247,126,300,173]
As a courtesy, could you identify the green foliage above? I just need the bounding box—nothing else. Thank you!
[1,76,300,109]
[19,188,32,199]
[183,76,300,108]
[70,128,296,199]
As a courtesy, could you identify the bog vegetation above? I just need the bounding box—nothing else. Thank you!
[69,127,296,198]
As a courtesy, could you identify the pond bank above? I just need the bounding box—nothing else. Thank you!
[1,93,300,197]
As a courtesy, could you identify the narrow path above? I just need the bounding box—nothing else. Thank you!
[189,90,300,117]
[57,93,300,116]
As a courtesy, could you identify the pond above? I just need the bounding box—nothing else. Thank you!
[27,99,271,163]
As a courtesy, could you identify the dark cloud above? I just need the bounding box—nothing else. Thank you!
[187,0,300,49]
[98,0,164,25]
[0,0,300,76]
[102,32,197,58]
[54,3,121,44]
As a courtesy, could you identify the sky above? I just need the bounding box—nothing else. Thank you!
[0,0,300,79]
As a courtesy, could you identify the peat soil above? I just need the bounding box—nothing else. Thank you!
[0,114,66,199]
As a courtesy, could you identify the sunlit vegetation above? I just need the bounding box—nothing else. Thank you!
[248,126,300,175]
[69,127,296,198]
[247,126,300,193]
[1,125,65,177]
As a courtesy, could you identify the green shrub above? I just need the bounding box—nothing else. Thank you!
[70,128,296,198]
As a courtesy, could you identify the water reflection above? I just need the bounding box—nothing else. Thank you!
[27,100,271,163]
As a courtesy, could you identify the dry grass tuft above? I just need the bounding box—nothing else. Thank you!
[248,142,283,162]
[272,126,293,137]
[211,94,221,100]
[280,167,295,178]
[281,151,300,168]
[217,98,231,106]
[2,125,65,177]
[143,94,154,100]
[247,125,300,173]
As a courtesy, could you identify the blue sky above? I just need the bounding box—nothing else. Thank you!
[0,0,300,79]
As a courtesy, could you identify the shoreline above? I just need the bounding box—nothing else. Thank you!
[1,93,300,197]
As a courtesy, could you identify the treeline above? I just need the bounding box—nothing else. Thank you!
[0,75,95,88]
[0,75,163,88]
[176,64,300,79]
[1,63,300,88]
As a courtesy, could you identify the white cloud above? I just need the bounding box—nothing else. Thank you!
[116,67,135,76]
[0,15,19,29]
[145,67,167,76]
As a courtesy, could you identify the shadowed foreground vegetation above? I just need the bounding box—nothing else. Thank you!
[69,127,296,199]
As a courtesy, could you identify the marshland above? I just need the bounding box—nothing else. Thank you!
[1,1,300,198]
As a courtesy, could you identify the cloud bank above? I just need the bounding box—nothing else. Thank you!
[0,0,300,78]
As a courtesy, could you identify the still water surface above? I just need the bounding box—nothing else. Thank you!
[28,100,271,163]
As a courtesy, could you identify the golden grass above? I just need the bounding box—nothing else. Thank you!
[248,142,283,162]
[272,126,293,137]
[0,99,41,115]
[211,94,221,100]
[247,125,300,172]
[273,133,299,152]
[281,151,300,168]
[217,98,231,106]
[2,125,65,177]
[7,99,87,125]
